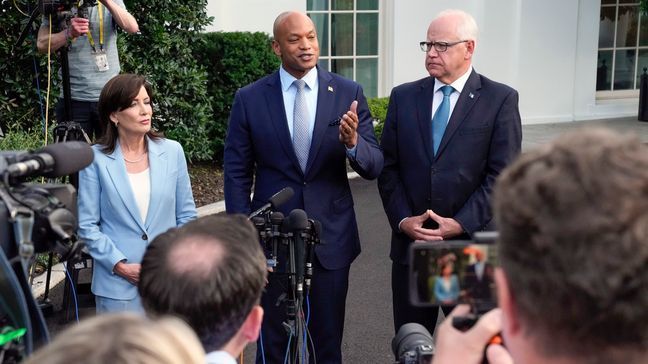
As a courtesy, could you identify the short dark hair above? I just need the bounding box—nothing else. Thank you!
[494,128,648,362]
[139,214,266,352]
[97,73,161,153]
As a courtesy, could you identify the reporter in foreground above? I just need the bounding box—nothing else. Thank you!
[23,313,205,364]
[433,128,648,364]
[78,73,197,314]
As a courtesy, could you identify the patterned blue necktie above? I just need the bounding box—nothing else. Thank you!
[292,79,310,172]
[432,85,454,155]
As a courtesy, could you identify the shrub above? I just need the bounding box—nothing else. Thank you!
[195,31,281,161]
[0,127,48,151]
[368,97,389,141]
[0,2,59,134]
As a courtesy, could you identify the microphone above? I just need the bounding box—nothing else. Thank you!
[249,187,294,218]
[6,141,93,179]
[268,211,284,269]
[287,209,309,297]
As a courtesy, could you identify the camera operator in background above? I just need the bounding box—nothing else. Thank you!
[432,128,648,364]
[37,0,138,140]
[138,214,266,364]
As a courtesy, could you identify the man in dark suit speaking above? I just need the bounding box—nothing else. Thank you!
[224,11,383,363]
[378,9,522,335]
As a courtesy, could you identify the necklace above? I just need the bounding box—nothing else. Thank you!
[123,152,147,163]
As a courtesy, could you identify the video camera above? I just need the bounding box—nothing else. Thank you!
[39,0,97,17]
[392,232,500,364]
[0,141,93,362]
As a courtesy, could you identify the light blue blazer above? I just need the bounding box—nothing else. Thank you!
[78,137,197,300]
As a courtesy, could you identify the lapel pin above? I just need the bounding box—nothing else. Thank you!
[469,92,474,99]
[328,86,334,92]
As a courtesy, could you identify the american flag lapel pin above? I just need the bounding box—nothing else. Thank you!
[328,86,334,92]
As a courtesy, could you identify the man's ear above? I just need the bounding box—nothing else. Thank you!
[495,268,521,336]
[241,305,264,342]
[271,40,282,57]
[464,39,475,60]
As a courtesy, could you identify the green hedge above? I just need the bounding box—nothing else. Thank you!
[0,2,57,135]
[195,31,281,160]
[368,97,389,141]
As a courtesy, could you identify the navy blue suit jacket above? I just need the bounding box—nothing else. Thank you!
[378,70,522,264]
[224,67,383,270]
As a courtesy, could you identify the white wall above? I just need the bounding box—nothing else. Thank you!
[206,0,303,34]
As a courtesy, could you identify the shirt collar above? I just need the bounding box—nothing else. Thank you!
[434,65,473,94]
[279,66,319,92]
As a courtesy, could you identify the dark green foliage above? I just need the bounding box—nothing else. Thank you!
[120,0,214,161]
[0,1,60,136]
[195,31,281,160]
[368,97,389,141]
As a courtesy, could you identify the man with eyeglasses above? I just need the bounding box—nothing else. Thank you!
[378,9,522,336]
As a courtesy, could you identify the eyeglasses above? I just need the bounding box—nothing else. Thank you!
[419,40,469,53]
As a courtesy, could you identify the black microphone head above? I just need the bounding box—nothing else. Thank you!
[40,141,93,177]
[270,211,284,225]
[288,209,309,230]
[269,187,294,209]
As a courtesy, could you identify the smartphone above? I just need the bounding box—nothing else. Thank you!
[409,240,498,313]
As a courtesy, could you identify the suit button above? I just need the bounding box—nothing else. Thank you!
[303,182,307,186]
[142,234,148,240]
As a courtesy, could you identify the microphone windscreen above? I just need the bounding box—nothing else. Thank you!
[269,187,294,209]
[270,211,285,225]
[40,141,94,177]
[288,209,309,230]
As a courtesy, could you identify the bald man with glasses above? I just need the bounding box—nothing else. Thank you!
[378,9,522,336]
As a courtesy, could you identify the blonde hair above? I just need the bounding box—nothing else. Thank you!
[24,313,205,364]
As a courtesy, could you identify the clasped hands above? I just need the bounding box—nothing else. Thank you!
[400,209,463,241]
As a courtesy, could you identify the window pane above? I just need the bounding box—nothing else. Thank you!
[599,7,616,48]
[356,58,378,98]
[601,0,616,4]
[318,58,329,71]
[614,49,636,90]
[357,0,378,10]
[357,13,378,56]
[640,13,648,46]
[332,0,353,10]
[308,0,328,11]
[636,50,648,87]
[597,50,613,91]
[616,6,638,47]
[332,58,354,79]
[310,13,329,57]
[332,13,354,56]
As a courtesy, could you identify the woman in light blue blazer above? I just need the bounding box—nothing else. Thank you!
[78,74,197,313]
[432,261,460,305]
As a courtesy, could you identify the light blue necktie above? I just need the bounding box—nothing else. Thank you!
[292,79,310,172]
[432,85,454,155]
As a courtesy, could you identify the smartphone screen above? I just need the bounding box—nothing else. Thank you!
[409,241,498,311]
